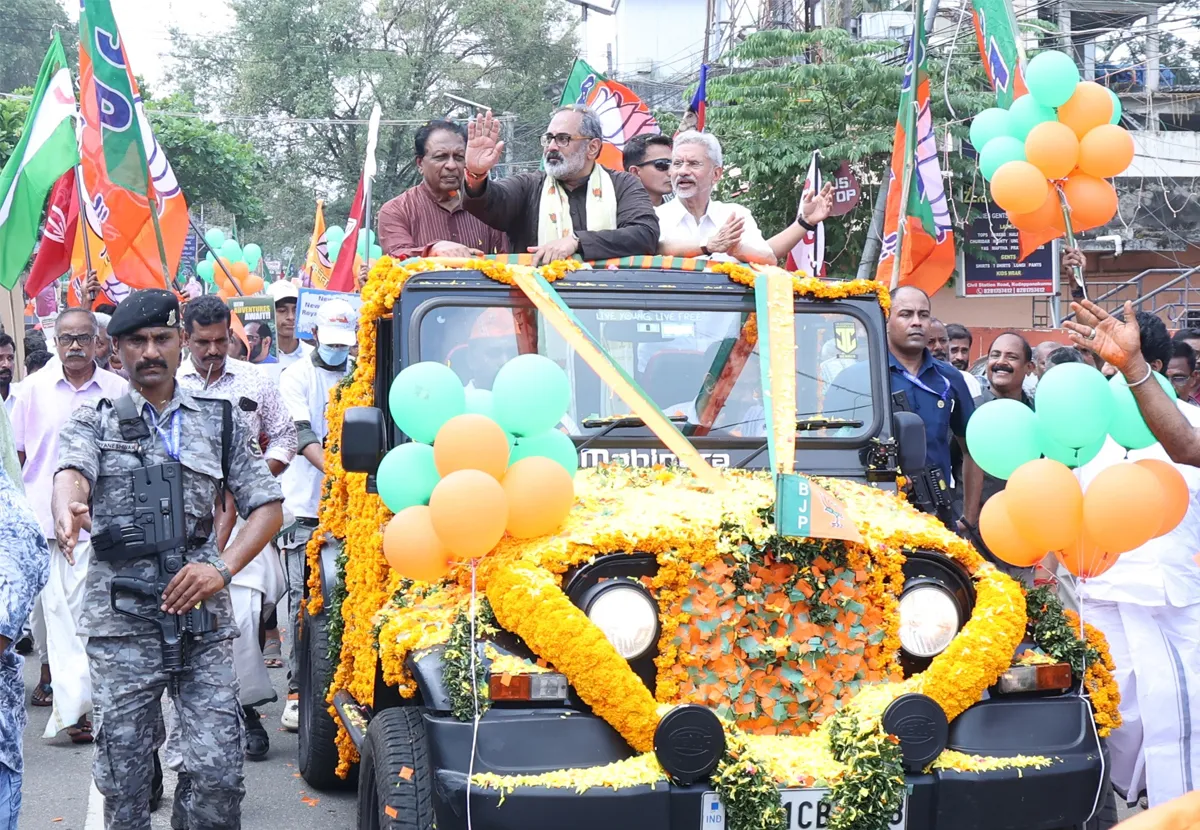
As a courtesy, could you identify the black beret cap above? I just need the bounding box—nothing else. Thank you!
[108,289,181,338]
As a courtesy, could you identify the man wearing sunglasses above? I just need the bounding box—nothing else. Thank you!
[463,106,659,266]
[9,308,126,748]
[622,134,674,208]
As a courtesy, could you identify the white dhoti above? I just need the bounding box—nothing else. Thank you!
[1085,600,1200,807]
[42,539,93,737]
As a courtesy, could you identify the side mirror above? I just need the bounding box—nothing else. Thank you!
[892,411,928,472]
[342,406,386,475]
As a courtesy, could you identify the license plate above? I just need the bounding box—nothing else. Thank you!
[701,790,907,830]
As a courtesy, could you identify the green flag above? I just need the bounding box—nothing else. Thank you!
[971,0,1029,107]
[0,34,80,290]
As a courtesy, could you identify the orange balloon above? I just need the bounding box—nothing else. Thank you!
[1055,531,1116,579]
[1062,174,1118,232]
[1078,124,1135,179]
[1007,190,1067,235]
[382,506,451,582]
[215,259,233,286]
[231,261,250,283]
[1135,459,1189,536]
[990,161,1049,215]
[501,457,576,539]
[1006,458,1083,551]
[979,491,1047,568]
[1025,121,1079,180]
[1083,462,1165,554]
[1057,81,1113,139]
[218,284,236,300]
[429,469,508,559]
[433,414,511,480]
[242,275,265,295]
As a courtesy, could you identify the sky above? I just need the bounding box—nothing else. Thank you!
[59,0,234,90]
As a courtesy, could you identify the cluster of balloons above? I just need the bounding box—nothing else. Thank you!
[969,50,1135,236]
[969,363,1188,577]
[377,356,578,582]
[325,225,383,264]
[196,228,266,298]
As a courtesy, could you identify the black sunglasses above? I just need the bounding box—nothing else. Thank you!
[633,159,672,172]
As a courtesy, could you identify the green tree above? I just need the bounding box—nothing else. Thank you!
[169,0,576,256]
[707,28,991,275]
[0,94,31,170]
[0,0,77,94]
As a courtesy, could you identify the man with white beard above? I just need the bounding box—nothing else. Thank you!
[462,106,659,265]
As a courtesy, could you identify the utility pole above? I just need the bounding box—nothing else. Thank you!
[703,0,714,65]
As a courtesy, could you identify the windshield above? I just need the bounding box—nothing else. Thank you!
[417,304,874,439]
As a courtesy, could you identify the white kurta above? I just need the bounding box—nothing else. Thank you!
[1067,400,1200,806]
[41,540,92,737]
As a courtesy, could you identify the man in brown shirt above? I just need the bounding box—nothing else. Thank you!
[463,106,659,265]
[376,120,509,260]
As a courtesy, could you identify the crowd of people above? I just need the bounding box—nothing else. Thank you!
[0,100,1195,830]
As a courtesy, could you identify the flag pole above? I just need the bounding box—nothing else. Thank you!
[889,0,924,290]
[73,168,94,276]
[1055,183,1086,299]
[360,103,382,287]
[188,214,244,297]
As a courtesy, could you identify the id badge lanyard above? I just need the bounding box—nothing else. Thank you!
[145,405,182,461]
[900,368,952,412]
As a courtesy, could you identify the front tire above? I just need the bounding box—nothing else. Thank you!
[298,607,355,790]
[357,708,435,830]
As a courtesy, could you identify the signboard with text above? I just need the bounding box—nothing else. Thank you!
[297,287,363,338]
[960,203,1056,297]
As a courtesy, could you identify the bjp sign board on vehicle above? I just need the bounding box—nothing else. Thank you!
[296,288,363,339]
[957,202,1057,297]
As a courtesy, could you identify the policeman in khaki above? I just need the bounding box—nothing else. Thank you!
[52,290,284,830]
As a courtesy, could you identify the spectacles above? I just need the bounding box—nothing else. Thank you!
[56,333,95,347]
[540,132,591,148]
[633,159,672,172]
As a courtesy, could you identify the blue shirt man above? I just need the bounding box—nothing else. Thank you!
[824,285,980,527]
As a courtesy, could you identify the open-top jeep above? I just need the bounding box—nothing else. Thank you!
[297,256,1117,830]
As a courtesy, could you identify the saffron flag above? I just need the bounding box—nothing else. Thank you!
[26,168,79,297]
[0,34,79,290]
[970,0,1058,260]
[787,151,826,277]
[302,200,332,288]
[875,9,956,293]
[78,0,188,289]
[69,166,133,309]
[560,60,660,171]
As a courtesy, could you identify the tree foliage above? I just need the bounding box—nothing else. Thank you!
[0,0,77,94]
[707,27,992,275]
[169,0,576,255]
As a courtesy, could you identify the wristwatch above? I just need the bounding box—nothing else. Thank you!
[700,244,711,256]
[211,558,233,588]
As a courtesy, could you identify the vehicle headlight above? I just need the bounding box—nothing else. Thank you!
[586,584,659,659]
[899,585,961,657]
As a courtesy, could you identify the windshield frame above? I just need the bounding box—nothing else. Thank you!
[400,287,886,452]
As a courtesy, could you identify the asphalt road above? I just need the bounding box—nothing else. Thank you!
[19,656,357,830]
[17,654,1144,830]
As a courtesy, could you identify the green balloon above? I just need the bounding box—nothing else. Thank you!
[219,239,244,263]
[326,225,345,247]
[196,261,215,280]
[1106,88,1122,125]
[969,107,1013,151]
[965,398,1042,479]
[328,239,343,261]
[1034,363,1112,448]
[1008,95,1057,139]
[511,429,578,476]
[243,243,263,267]
[370,244,384,260]
[1037,419,1105,468]
[980,136,1027,181]
[1108,372,1174,449]
[1026,51,1081,108]
[464,387,495,418]
[203,228,225,251]
[492,355,571,437]
[376,443,440,513]
[388,361,466,443]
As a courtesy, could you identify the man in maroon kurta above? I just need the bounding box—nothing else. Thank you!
[377,120,509,260]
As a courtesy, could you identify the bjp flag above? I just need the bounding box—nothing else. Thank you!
[559,60,660,171]
[78,0,188,290]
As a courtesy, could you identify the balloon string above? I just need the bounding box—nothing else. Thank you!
[466,558,479,830]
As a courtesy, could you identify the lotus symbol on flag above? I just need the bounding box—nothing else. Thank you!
[134,97,180,208]
[588,84,657,150]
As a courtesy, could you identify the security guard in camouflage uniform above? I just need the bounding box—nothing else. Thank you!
[51,290,284,830]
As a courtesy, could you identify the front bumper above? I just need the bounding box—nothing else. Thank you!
[425,694,1106,830]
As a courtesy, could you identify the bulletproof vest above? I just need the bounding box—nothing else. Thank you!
[110,393,234,485]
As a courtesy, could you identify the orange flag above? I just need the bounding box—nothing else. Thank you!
[78,1,188,290]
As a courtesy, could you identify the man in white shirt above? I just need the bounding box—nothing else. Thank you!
[1063,309,1200,809]
[655,131,776,265]
[277,298,357,731]
[266,280,314,383]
